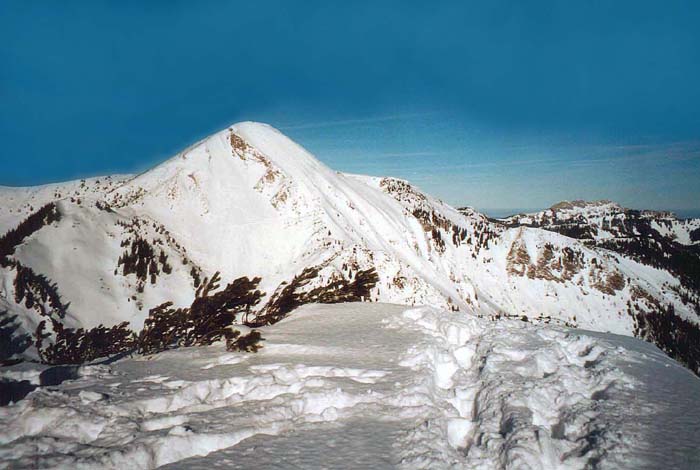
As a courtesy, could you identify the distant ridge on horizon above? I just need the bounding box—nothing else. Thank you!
[480,207,700,220]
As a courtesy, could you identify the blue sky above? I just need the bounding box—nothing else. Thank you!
[1,1,699,211]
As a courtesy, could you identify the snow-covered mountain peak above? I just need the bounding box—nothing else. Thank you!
[1,121,699,376]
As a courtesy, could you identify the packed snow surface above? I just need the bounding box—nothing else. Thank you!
[2,303,699,469]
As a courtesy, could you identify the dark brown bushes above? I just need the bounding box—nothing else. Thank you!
[35,320,136,365]
[253,266,379,326]
[0,203,60,263]
[138,272,264,355]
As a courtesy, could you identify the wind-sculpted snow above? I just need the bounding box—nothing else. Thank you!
[389,307,631,469]
[2,303,698,469]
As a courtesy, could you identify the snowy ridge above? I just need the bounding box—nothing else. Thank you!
[498,200,700,327]
[0,176,131,231]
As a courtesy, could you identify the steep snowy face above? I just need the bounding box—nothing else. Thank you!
[104,123,323,282]
[100,122,473,310]
[1,122,698,373]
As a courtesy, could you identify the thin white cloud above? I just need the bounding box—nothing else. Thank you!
[405,156,571,172]
[278,112,436,131]
[376,151,442,158]
[402,140,700,172]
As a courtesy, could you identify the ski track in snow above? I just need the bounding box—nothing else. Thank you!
[1,303,698,469]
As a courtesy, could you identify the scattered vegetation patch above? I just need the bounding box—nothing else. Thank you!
[549,224,596,240]
[506,235,587,284]
[630,287,700,375]
[116,217,202,291]
[20,262,381,365]
[598,237,700,294]
[690,227,700,243]
[227,330,264,353]
[506,236,531,277]
[117,236,172,291]
[588,263,626,295]
[0,310,31,364]
[35,320,136,365]
[0,203,60,263]
[29,272,265,365]
[12,262,69,319]
[138,272,264,355]
[252,266,380,326]
[380,177,499,255]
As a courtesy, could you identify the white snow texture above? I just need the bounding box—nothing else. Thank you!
[2,303,699,469]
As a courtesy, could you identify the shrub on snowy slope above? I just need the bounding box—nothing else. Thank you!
[0,203,70,336]
[11,262,68,320]
[138,271,264,355]
[227,329,263,352]
[29,264,379,363]
[252,266,379,326]
[116,236,173,292]
[0,310,31,364]
[0,203,60,263]
[34,320,136,365]
[29,272,265,364]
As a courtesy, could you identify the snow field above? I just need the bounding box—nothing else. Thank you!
[0,361,389,468]
[1,303,699,469]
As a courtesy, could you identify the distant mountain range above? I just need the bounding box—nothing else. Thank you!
[482,206,700,220]
[1,123,698,373]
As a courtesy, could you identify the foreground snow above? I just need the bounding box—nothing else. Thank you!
[2,303,699,469]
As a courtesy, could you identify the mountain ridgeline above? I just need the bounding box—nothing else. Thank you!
[1,123,699,373]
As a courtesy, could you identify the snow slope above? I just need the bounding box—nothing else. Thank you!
[1,303,699,469]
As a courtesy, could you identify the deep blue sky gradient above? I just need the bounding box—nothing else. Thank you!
[1,1,699,210]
